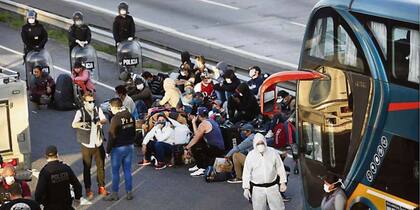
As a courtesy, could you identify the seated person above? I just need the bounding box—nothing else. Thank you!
[181,82,195,108]
[0,182,40,210]
[176,61,195,92]
[246,66,264,96]
[115,85,138,119]
[29,66,55,106]
[126,74,153,108]
[213,69,240,103]
[185,107,225,176]
[209,100,226,125]
[159,78,181,109]
[142,71,166,96]
[194,72,214,97]
[71,61,95,94]
[139,114,175,170]
[0,165,32,204]
[193,55,210,85]
[227,83,260,123]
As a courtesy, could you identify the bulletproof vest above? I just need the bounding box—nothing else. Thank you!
[75,107,98,144]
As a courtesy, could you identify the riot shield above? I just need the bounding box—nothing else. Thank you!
[25,49,54,89]
[117,40,142,80]
[70,44,99,81]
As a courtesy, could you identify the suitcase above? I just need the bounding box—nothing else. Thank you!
[54,74,77,110]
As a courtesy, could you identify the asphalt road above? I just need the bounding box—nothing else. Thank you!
[0,23,304,209]
[12,0,318,73]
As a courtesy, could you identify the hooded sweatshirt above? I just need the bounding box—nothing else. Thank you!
[159,78,181,108]
[242,133,287,190]
[214,69,240,92]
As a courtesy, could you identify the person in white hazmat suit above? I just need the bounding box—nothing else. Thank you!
[242,133,287,210]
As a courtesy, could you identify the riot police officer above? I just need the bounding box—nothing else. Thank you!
[21,9,48,60]
[34,145,82,210]
[112,2,135,46]
[68,11,91,53]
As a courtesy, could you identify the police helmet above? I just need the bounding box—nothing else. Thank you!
[26,9,37,20]
[118,2,129,11]
[72,11,84,22]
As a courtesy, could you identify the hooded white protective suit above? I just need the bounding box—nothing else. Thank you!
[242,133,287,210]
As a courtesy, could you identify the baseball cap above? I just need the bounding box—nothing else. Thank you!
[45,145,58,157]
[241,123,254,132]
[212,100,222,106]
[196,106,208,116]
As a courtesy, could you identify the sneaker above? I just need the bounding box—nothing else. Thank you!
[138,159,151,166]
[86,189,94,201]
[155,162,167,170]
[98,186,109,196]
[103,192,119,201]
[227,178,242,184]
[188,165,199,172]
[126,191,133,200]
[190,168,205,176]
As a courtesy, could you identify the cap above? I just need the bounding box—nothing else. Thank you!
[72,11,83,21]
[74,61,83,68]
[45,145,58,157]
[278,90,289,98]
[212,100,222,106]
[241,123,254,132]
[196,106,208,116]
[26,9,37,19]
[118,1,129,11]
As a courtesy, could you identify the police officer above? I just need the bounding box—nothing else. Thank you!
[112,2,135,46]
[21,9,48,60]
[35,145,82,210]
[68,11,91,53]
[103,98,136,201]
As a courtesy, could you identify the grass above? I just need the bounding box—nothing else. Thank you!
[0,11,24,29]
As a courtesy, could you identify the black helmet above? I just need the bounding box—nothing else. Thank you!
[26,9,37,20]
[72,11,84,22]
[118,2,129,11]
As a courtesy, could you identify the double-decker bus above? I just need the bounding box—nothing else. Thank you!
[259,0,419,209]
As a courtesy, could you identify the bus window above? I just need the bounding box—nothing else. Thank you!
[372,136,419,204]
[368,21,387,57]
[337,25,359,68]
[309,17,334,61]
[392,28,420,84]
[302,122,323,162]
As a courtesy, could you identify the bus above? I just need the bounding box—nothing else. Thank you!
[259,0,419,209]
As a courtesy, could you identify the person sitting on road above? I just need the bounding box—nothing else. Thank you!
[159,78,181,109]
[194,72,214,97]
[21,9,48,60]
[176,60,195,92]
[113,1,135,46]
[139,114,175,170]
[142,71,165,96]
[181,51,195,70]
[181,82,195,109]
[29,66,55,107]
[185,107,225,177]
[72,61,95,95]
[208,99,226,125]
[213,69,241,103]
[227,83,260,123]
[68,11,91,53]
[0,182,41,210]
[0,165,32,204]
[247,66,264,96]
[193,55,211,85]
[125,74,153,108]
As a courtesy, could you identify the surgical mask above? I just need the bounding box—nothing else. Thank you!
[4,176,15,185]
[249,69,256,78]
[120,9,127,15]
[180,71,187,76]
[75,20,83,26]
[225,78,232,84]
[28,18,35,24]
[239,93,243,97]
[84,102,94,111]
[256,144,266,153]
[323,184,331,193]
[137,83,145,91]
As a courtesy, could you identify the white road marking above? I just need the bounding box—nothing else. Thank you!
[0,44,114,91]
[60,0,298,69]
[197,0,240,10]
[289,21,306,27]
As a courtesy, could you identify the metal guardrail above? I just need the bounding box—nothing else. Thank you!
[0,0,296,91]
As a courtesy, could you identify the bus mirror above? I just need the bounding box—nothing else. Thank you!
[262,85,278,114]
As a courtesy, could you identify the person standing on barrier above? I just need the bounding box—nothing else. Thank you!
[35,145,82,210]
[113,1,135,46]
[21,9,48,61]
[68,11,91,53]
[242,133,287,210]
[104,98,136,201]
[72,93,108,200]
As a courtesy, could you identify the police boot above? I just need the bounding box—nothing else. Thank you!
[103,192,119,201]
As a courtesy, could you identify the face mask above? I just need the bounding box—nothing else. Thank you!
[110,107,118,115]
[240,131,247,140]
[4,176,15,185]
[239,93,243,97]
[323,184,331,193]
[249,69,256,78]
[120,9,127,15]
[180,71,187,76]
[256,144,266,153]
[84,102,94,111]
[225,78,232,84]
[75,20,83,26]
[28,18,35,24]
[137,83,145,91]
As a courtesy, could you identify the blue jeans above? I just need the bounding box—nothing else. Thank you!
[111,144,133,193]
[154,142,173,163]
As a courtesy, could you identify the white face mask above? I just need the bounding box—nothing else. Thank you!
[28,18,35,24]
[84,102,94,112]
[256,144,266,153]
[75,20,83,26]
[239,93,243,97]
[225,78,232,84]
[323,184,331,193]
[120,9,127,15]
[249,69,256,78]
[137,83,145,91]
[110,107,118,115]
[5,176,15,185]
[180,71,187,76]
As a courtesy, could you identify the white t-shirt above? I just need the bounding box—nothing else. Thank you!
[123,95,136,114]
[72,107,107,148]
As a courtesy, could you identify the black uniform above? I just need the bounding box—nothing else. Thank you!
[112,15,135,44]
[21,21,48,58]
[0,198,41,210]
[34,160,82,210]
[68,24,91,52]
[107,110,136,154]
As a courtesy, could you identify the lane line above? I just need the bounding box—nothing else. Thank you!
[197,0,240,10]
[60,0,298,69]
[289,21,306,27]
[0,44,114,91]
